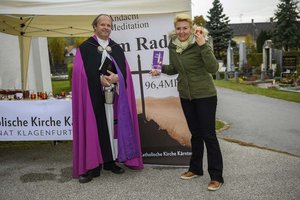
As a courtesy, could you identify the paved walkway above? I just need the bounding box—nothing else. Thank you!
[0,141,299,200]
[0,88,299,200]
[217,87,300,156]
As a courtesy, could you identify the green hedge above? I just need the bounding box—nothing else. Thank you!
[231,53,263,68]
[247,53,262,67]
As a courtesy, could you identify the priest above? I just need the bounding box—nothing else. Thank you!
[72,14,143,183]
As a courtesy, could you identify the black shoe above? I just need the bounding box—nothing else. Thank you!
[91,166,101,177]
[103,162,125,174]
[79,166,101,183]
[79,172,93,183]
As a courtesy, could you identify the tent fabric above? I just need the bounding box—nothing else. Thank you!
[0,15,97,37]
[0,0,191,37]
[0,0,191,15]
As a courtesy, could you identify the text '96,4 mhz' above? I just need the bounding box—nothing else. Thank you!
[144,79,177,90]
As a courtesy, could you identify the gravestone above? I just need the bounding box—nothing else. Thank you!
[273,49,283,72]
[239,41,247,71]
[282,55,297,72]
[227,41,234,72]
[263,40,273,71]
[262,40,273,79]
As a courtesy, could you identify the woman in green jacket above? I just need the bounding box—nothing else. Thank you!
[150,13,224,191]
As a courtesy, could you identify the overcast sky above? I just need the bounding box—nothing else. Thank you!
[191,0,283,24]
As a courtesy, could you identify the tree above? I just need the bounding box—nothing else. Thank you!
[245,34,253,49]
[48,37,67,75]
[74,37,87,47]
[256,30,272,53]
[206,0,233,59]
[193,15,206,26]
[272,0,300,51]
[48,37,67,65]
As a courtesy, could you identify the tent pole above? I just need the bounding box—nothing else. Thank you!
[18,36,31,90]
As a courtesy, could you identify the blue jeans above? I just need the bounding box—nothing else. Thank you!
[180,96,224,183]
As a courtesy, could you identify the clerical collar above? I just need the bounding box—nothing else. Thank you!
[96,36,109,48]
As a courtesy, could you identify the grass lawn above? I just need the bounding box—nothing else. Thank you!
[214,80,300,103]
[52,80,71,95]
[216,120,224,130]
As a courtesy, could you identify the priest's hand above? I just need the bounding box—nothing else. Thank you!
[107,70,119,84]
[100,70,118,86]
[100,75,111,87]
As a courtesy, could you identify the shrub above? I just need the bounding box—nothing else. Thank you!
[247,53,262,67]
[67,63,73,89]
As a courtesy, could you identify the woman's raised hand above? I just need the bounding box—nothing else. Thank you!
[194,27,206,46]
[149,69,161,76]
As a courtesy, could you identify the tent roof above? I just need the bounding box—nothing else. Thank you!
[0,0,191,37]
[0,0,190,15]
[0,15,100,37]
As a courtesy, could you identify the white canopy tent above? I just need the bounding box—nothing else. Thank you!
[0,0,191,90]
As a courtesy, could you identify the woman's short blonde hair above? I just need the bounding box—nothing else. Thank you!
[173,13,193,28]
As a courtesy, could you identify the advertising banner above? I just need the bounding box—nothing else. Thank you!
[111,13,192,165]
[0,100,72,141]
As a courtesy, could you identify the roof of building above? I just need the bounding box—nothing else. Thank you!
[229,21,275,39]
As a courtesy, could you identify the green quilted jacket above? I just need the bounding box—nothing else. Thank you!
[162,42,219,100]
